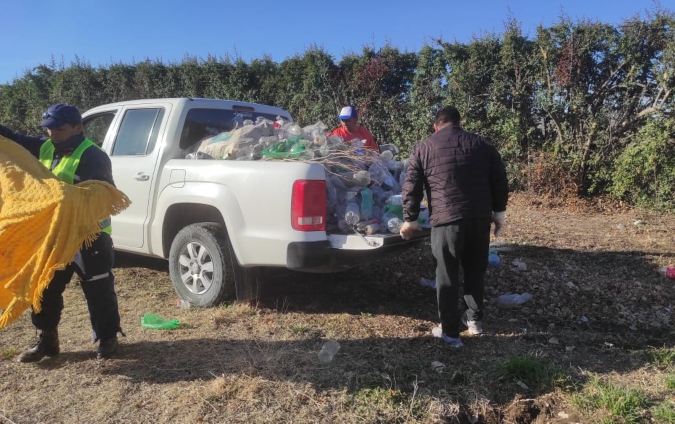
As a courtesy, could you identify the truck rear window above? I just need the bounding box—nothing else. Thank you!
[179,108,290,150]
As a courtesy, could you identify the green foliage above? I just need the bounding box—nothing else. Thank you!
[1,6,674,210]
[610,118,675,211]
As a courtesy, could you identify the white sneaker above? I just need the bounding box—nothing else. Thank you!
[462,311,483,335]
[431,326,463,348]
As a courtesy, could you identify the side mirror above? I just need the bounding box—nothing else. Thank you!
[379,143,400,155]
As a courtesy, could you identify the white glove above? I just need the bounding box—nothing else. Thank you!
[492,211,505,237]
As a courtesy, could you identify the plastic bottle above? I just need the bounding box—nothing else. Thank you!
[141,313,180,330]
[176,299,191,309]
[658,266,675,279]
[387,194,403,205]
[398,170,406,188]
[496,293,533,309]
[360,188,373,220]
[356,219,376,232]
[318,340,341,364]
[313,134,327,145]
[351,139,365,149]
[287,124,303,137]
[362,223,378,234]
[352,170,371,187]
[387,217,403,234]
[385,195,404,220]
[235,145,254,160]
[344,203,361,225]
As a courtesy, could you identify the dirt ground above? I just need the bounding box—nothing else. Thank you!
[1,192,674,423]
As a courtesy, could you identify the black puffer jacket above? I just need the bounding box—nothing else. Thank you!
[402,125,508,226]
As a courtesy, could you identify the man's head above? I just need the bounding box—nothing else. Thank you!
[40,104,83,143]
[434,106,461,132]
[338,105,359,132]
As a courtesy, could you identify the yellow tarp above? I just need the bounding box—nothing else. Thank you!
[0,135,130,329]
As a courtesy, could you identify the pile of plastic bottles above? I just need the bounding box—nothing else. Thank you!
[189,117,427,235]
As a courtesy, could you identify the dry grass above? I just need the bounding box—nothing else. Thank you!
[1,192,674,423]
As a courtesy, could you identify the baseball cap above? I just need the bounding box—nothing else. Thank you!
[40,104,83,129]
[338,105,358,120]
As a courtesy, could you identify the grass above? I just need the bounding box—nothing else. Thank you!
[494,356,570,391]
[1,347,17,359]
[646,348,675,368]
[571,376,651,423]
[665,374,675,390]
[1,194,674,423]
[289,323,310,336]
[652,401,675,423]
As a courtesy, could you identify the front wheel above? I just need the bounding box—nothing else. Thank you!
[168,223,236,307]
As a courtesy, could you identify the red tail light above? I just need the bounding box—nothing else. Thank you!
[291,180,326,231]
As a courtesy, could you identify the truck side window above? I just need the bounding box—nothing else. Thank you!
[112,108,165,156]
[83,112,116,147]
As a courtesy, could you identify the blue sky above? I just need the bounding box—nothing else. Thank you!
[0,0,662,85]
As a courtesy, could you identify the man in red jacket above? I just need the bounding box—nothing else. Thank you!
[328,105,378,151]
[400,106,508,348]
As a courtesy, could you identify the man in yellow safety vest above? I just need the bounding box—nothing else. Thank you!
[0,104,123,361]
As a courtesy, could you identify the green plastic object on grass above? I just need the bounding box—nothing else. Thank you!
[141,313,180,330]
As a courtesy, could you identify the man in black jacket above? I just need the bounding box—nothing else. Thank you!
[400,106,508,347]
[0,104,123,361]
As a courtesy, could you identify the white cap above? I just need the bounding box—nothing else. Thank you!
[338,106,358,120]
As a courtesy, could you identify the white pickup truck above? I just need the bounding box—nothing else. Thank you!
[82,98,429,306]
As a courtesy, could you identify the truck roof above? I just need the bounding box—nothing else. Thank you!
[83,98,291,118]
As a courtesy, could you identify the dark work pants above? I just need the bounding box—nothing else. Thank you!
[32,233,122,341]
[431,217,491,338]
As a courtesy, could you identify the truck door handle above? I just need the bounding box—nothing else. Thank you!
[135,173,150,181]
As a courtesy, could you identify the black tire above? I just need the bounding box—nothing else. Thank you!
[168,223,236,307]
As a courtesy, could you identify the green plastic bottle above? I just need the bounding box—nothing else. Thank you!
[141,313,180,330]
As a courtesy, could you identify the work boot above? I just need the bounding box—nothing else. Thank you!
[97,336,118,359]
[18,329,60,363]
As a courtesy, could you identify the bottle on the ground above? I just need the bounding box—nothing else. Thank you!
[658,266,675,279]
[318,340,341,364]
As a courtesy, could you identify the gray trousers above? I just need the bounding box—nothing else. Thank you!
[431,217,491,338]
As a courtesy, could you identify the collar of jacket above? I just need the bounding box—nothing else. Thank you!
[53,133,86,154]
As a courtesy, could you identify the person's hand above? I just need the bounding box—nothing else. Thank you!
[400,220,421,240]
[492,211,505,237]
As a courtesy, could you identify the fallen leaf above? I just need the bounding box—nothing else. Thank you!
[549,337,559,344]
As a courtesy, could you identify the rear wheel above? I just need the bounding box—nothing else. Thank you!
[169,223,236,307]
